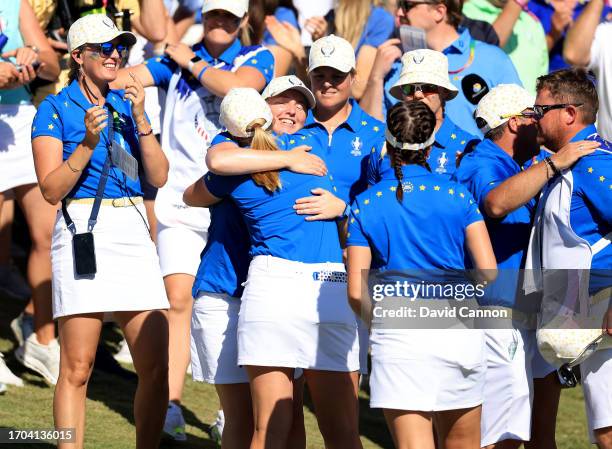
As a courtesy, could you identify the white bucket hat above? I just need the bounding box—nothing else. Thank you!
[390,49,458,101]
[475,84,535,135]
[262,75,316,109]
[308,35,356,73]
[220,88,273,138]
[202,0,249,17]
[67,14,136,52]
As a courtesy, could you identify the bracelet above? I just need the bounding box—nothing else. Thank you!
[66,158,81,173]
[197,65,210,83]
[138,126,154,137]
[544,156,561,177]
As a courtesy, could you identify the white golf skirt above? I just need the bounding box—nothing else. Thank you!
[369,329,486,411]
[156,222,207,277]
[190,292,248,384]
[581,348,612,443]
[51,200,169,319]
[0,104,38,193]
[481,329,534,446]
[237,255,360,372]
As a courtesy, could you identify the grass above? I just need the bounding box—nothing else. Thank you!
[0,293,592,449]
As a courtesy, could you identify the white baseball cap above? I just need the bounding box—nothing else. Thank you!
[262,75,316,109]
[308,35,356,73]
[390,49,458,101]
[67,14,136,52]
[220,88,273,138]
[202,0,249,18]
[475,84,535,135]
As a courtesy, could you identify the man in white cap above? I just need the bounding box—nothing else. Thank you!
[367,49,479,185]
[453,83,595,449]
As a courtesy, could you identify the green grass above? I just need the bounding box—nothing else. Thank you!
[0,294,591,448]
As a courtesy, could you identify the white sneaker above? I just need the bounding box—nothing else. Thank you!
[10,312,34,347]
[113,339,133,364]
[163,402,187,441]
[0,264,31,301]
[209,409,225,443]
[15,334,60,385]
[0,353,23,387]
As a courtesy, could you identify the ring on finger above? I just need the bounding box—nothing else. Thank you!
[579,145,584,151]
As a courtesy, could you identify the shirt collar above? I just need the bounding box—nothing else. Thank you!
[477,138,521,168]
[305,99,366,132]
[434,116,455,148]
[66,79,126,113]
[195,39,242,65]
[569,124,598,143]
[444,28,471,55]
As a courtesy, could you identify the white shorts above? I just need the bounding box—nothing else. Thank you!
[0,104,38,193]
[51,201,169,319]
[237,256,360,372]
[156,222,207,277]
[481,329,534,446]
[190,292,248,384]
[369,329,486,411]
[581,348,612,443]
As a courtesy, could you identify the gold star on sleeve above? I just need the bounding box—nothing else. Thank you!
[451,133,457,140]
[329,175,333,181]
[48,124,54,130]
[364,199,370,205]
[460,140,465,145]
[155,57,161,62]
[333,186,337,192]
[354,208,360,214]
[448,188,454,195]
[419,185,426,191]
[459,192,465,198]
[63,101,69,107]
[600,176,606,182]
[390,186,397,192]
[361,121,367,126]
[434,185,440,191]
[373,126,380,132]
[376,191,383,197]
[52,113,58,120]
[350,218,355,223]
[301,135,306,140]
[251,59,258,64]
[371,147,376,153]
[588,167,594,173]
[289,139,295,144]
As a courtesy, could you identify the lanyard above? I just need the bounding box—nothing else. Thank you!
[448,40,476,75]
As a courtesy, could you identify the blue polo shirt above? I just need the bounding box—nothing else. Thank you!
[204,131,342,264]
[382,60,402,119]
[566,125,612,292]
[367,116,479,184]
[444,28,522,136]
[145,39,275,90]
[354,6,394,55]
[304,100,385,204]
[263,7,300,47]
[32,80,143,199]
[530,0,612,72]
[347,164,483,270]
[192,135,251,299]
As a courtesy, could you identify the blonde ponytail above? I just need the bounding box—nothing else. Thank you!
[249,120,283,192]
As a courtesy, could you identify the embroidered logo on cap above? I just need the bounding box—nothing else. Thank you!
[102,17,115,28]
[413,53,425,64]
[321,42,335,57]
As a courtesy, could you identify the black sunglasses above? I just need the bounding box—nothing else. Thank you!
[401,83,439,96]
[399,0,436,12]
[532,103,583,120]
[86,42,129,58]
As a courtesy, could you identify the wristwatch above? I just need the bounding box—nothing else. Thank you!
[187,55,202,72]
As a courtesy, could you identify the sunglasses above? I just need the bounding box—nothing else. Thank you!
[86,42,129,58]
[532,103,583,120]
[399,0,436,11]
[401,83,439,96]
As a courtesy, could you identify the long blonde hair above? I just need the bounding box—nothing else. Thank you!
[248,119,283,192]
[335,0,376,48]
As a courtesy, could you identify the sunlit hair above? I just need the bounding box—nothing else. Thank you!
[386,100,436,202]
[335,0,375,48]
[248,119,283,192]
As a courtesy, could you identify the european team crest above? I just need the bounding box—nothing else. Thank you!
[436,151,449,174]
[402,181,414,193]
[351,137,363,156]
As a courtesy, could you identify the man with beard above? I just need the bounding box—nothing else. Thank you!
[453,83,597,449]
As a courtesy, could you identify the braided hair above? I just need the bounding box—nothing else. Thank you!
[386,100,436,202]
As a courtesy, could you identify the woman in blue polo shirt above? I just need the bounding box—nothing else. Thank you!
[111,0,275,435]
[347,100,497,449]
[184,88,362,449]
[31,15,170,448]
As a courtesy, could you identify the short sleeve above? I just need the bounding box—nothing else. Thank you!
[454,159,506,211]
[211,131,235,147]
[459,185,484,227]
[32,98,63,141]
[574,154,612,225]
[346,200,370,247]
[239,48,275,85]
[144,54,178,89]
[263,7,299,46]
[204,172,240,198]
[588,23,612,72]
[362,7,394,49]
